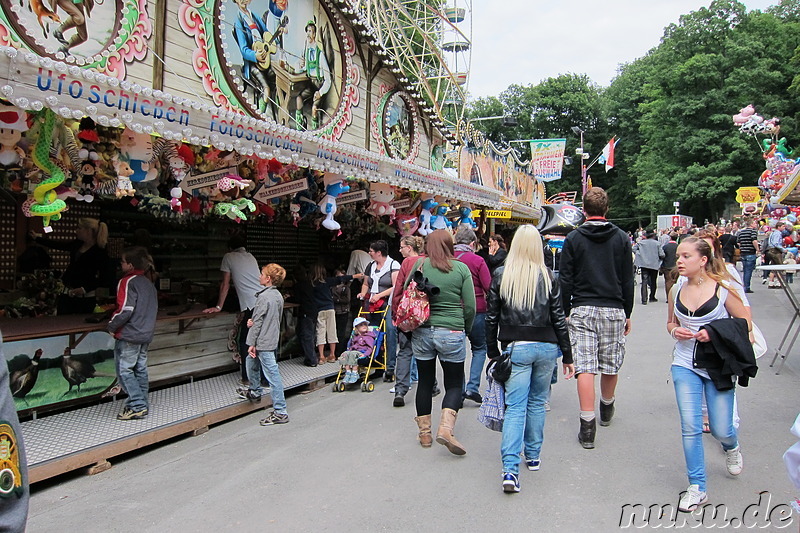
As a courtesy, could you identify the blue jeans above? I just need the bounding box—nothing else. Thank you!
[248,350,287,415]
[501,342,559,475]
[385,314,397,373]
[671,365,738,492]
[740,254,756,291]
[114,340,150,412]
[411,327,466,363]
[465,312,487,395]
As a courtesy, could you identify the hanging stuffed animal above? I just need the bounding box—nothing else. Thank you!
[0,103,28,188]
[367,182,397,222]
[74,118,101,202]
[213,174,255,222]
[112,155,136,197]
[456,204,476,228]
[170,187,183,213]
[431,202,452,230]
[117,128,157,182]
[290,202,302,227]
[418,194,437,236]
[318,174,350,232]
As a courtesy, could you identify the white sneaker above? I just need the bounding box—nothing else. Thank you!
[389,387,395,394]
[725,446,743,475]
[678,484,708,512]
[544,401,551,412]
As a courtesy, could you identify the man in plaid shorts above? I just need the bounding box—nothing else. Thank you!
[559,187,634,449]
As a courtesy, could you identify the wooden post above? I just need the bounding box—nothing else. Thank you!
[152,0,168,91]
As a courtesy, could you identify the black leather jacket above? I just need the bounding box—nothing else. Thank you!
[486,266,573,364]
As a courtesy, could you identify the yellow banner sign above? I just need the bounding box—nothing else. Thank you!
[472,210,511,219]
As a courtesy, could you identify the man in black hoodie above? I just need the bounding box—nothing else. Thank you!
[560,187,634,449]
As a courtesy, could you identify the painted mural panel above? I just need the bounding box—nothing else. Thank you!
[0,0,151,78]
[179,0,360,140]
[5,333,116,414]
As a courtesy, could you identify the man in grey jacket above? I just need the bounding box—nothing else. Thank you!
[633,230,665,305]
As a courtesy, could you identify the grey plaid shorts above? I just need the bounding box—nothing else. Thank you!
[568,305,626,375]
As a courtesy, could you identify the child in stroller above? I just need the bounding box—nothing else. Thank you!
[339,317,377,383]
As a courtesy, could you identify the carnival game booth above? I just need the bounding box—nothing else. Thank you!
[0,0,538,482]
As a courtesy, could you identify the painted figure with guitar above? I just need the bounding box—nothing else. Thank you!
[233,0,287,120]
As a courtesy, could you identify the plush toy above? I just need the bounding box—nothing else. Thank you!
[74,118,102,202]
[431,203,452,230]
[456,205,476,228]
[290,202,302,227]
[367,183,397,221]
[168,154,189,182]
[170,187,183,213]
[318,174,350,232]
[0,104,28,186]
[112,155,136,197]
[213,174,255,222]
[117,128,157,182]
[418,194,437,236]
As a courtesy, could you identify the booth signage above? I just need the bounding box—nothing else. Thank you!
[471,209,511,219]
[391,198,412,209]
[180,167,237,193]
[0,47,503,208]
[253,179,309,203]
[338,190,369,205]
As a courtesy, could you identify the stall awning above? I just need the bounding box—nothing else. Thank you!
[0,46,502,208]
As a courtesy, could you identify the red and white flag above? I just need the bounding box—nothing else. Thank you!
[601,137,617,172]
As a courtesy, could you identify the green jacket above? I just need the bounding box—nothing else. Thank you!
[420,258,476,334]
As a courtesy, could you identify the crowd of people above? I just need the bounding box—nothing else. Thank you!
[2,191,769,531]
[199,187,761,508]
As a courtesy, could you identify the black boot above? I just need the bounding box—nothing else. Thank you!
[578,418,596,449]
[599,400,615,426]
[393,393,405,407]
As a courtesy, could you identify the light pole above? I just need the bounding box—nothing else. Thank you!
[571,126,588,196]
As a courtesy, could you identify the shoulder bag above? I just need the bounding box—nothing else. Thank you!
[393,258,430,332]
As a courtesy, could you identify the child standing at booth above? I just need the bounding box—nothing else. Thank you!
[245,263,290,426]
[108,246,158,421]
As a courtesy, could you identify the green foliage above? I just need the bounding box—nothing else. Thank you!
[468,0,800,227]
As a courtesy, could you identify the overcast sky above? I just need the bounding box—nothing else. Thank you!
[466,0,778,99]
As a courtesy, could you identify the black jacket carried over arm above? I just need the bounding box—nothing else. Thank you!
[485,267,572,364]
[695,318,758,391]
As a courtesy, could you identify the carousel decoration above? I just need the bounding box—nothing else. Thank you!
[177,0,361,140]
[370,86,421,162]
[0,0,151,79]
[356,0,472,140]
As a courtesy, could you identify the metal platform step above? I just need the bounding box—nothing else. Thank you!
[22,359,339,483]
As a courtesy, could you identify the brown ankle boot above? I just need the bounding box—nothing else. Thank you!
[436,408,466,455]
[414,415,432,447]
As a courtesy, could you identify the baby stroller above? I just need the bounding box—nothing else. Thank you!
[332,308,387,393]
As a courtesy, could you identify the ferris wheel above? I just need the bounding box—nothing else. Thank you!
[361,0,473,136]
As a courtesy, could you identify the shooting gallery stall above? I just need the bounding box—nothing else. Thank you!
[0,0,544,481]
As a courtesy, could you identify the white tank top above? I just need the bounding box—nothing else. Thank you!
[672,279,730,378]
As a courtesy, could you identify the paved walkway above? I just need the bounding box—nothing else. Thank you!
[27,281,800,532]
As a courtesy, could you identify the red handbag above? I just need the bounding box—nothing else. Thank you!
[393,259,430,332]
